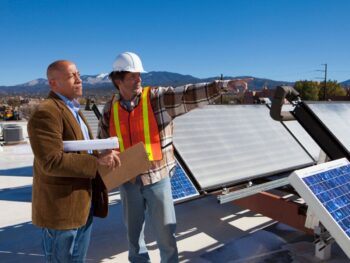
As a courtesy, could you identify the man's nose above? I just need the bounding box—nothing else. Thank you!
[75,74,82,83]
[136,75,141,83]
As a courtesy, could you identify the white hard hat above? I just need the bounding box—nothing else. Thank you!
[112,52,146,73]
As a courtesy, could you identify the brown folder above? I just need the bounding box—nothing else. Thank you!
[98,142,151,191]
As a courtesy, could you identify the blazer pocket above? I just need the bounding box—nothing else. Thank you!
[71,184,92,217]
[41,183,73,221]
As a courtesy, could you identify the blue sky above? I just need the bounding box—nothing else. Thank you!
[1,0,350,85]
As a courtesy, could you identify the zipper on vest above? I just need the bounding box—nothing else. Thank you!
[128,112,133,145]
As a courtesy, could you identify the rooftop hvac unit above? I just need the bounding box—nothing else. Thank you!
[3,124,24,144]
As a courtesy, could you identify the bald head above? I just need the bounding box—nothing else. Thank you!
[47,60,74,82]
[46,60,83,100]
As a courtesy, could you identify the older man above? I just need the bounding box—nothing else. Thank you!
[28,60,119,262]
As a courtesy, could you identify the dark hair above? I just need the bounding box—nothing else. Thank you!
[109,71,129,89]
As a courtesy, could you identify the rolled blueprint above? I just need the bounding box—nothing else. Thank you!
[63,137,119,152]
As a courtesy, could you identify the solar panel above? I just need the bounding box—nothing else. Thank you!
[173,105,314,191]
[80,105,105,138]
[306,103,350,153]
[282,104,320,161]
[171,161,199,203]
[289,158,350,258]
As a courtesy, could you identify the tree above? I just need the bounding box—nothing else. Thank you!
[7,97,21,107]
[319,80,346,100]
[294,80,320,101]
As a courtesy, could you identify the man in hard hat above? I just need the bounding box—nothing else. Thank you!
[98,52,249,263]
[28,60,120,262]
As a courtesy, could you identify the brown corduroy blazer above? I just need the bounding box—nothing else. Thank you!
[28,91,108,230]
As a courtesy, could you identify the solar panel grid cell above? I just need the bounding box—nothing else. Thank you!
[170,162,199,202]
[301,164,350,237]
[289,158,350,258]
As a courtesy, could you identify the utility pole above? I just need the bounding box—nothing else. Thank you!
[220,74,223,104]
[321,63,328,100]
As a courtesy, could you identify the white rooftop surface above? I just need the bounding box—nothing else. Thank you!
[0,121,349,262]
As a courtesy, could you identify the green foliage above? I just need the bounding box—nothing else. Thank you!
[294,80,320,101]
[319,80,346,99]
[294,80,346,101]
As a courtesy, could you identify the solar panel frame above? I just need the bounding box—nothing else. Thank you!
[174,105,315,191]
[289,158,350,258]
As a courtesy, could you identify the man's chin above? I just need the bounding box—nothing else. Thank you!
[135,87,142,94]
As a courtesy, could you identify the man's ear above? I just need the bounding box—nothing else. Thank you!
[49,79,57,90]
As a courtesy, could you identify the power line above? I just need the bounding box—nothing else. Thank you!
[317,64,328,100]
[322,64,328,100]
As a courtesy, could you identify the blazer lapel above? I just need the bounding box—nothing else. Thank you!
[78,110,94,140]
[48,91,84,140]
[63,107,84,140]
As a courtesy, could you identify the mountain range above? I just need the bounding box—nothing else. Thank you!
[0,71,349,96]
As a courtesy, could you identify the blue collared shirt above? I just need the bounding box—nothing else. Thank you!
[54,92,91,148]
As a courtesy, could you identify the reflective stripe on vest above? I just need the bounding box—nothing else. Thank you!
[112,101,124,152]
[109,87,162,161]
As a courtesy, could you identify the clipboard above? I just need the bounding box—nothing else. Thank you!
[98,142,151,191]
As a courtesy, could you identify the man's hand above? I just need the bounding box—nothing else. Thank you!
[97,150,121,169]
[226,78,253,94]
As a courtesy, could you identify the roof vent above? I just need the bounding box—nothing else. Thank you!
[3,124,24,144]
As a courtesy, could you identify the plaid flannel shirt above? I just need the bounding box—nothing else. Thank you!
[97,80,229,185]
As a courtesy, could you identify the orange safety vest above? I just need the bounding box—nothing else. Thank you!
[109,87,162,161]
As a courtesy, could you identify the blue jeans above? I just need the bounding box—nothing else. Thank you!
[41,212,93,263]
[120,176,178,263]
